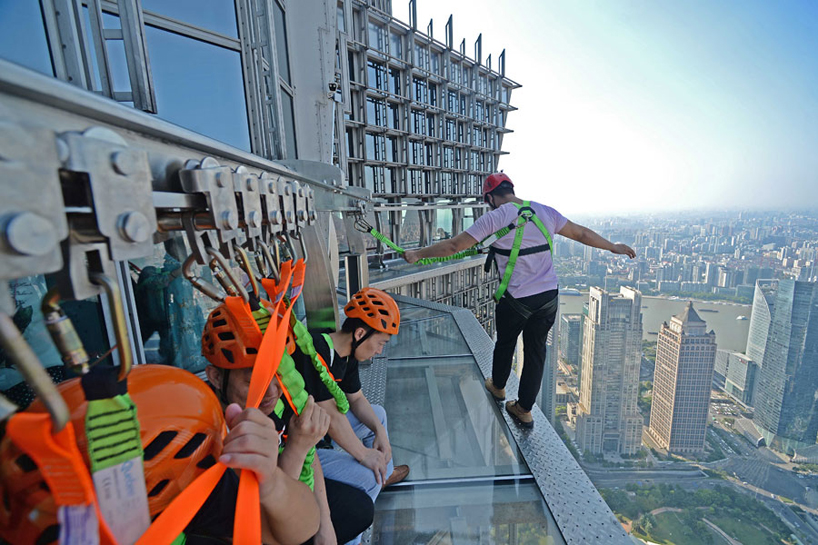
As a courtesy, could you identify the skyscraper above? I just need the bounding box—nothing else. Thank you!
[559,314,582,368]
[753,280,818,453]
[746,280,778,371]
[648,302,717,455]
[576,287,643,456]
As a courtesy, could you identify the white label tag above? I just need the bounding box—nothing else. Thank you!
[58,503,100,545]
[92,457,151,545]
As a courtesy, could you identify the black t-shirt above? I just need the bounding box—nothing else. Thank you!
[183,469,239,544]
[293,330,360,403]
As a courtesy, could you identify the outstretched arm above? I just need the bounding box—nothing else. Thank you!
[557,220,636,258]
[403,231,478,264]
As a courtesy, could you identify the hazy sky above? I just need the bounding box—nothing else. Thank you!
[400,1,818,216]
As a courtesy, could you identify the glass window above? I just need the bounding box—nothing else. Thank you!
[0,3,53,76]
[408,170,422,194]
[272,1,291,84]
[389,67,402,95]
[387,103,400,130]
[368,21,386,52]
[141,0,238,38]
[281,90,298,158]
[367,97,386,126]
[384,167,395,193]
[389,31,402,59]
[433,208,453,241]
[367,60,387,91]
[336,4,345,32]
[129,236,217,373]
[144,26,251,151]
[1,276,110,398]
[431,51,440,74]
[427,114,436,137]
[385,136,398,162]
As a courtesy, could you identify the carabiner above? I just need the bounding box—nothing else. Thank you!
[183,254,227,302]
[0,312,70,431]
[277,233,298,263]
[291,232,309,264]
[42,287,91,374]
[89,273,133,380]
[258,239,280,283]
[206,246,249,303]
[233,243,261,300]
[354,215,373,233]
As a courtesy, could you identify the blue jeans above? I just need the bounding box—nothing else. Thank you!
[317,403,395,502]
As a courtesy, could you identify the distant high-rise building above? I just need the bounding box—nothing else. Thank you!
[559,314,582,368]
[753,280,818,453]
[705,263,720,287]
[714,350,757,406]
[746,280,778,367]
[576,287,643,456]
[648,302,717,455]
[537,326,558,424]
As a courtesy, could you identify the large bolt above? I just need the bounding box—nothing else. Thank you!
[117,212,152,243]
[285,211,294,223]
[297,210,307,222]
[246,177,255,191]
[297,187,305,197]
[247,210,261,228]
[220,210,238,230]
[215,172,225,188]
[3,213,57,256]
[284,184,292,196]
[270,211,281,225]
[268,181,276,193]
[111,151,137,176]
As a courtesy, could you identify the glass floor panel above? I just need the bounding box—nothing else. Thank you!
[386,355,529,481]
[372,481,566,545]
[389,304,471,358]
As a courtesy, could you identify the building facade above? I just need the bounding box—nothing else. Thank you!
[648,303,717,455]
[576,287,643,456]
[559,314,582,368]
[714,349,757,407]
[753,280,818,453]
[746,279,778,372]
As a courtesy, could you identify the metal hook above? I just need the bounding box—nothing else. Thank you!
[258,239,280,283]
[0,312,70,431]
[183,254,227,302]
[209,257,241,298]
[206,246,249,303]
[277,233,297,263]
[353,215,373,233]
[233,244,261,300]
[291,232,309,263]
[89,274,133,381]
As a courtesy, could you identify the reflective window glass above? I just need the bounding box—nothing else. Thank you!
[0,2,53,76]
[273,1,291,84]
[281,90,298,158]
[144,26,250,151]
[2,276,110,401]
[336,5,345,32]
[389,31,402,59]
[129,236,217,373]
[141,0,238,38]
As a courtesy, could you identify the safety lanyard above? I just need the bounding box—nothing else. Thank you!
[492,201,554,302]
[82,368,151,545]
[6,413,118,545]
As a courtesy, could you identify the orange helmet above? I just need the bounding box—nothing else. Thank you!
[344,288,400,335]
[202,296,266,369]
[482,172,513,197]
[0,365,225,545]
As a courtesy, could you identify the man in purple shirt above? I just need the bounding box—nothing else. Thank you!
[404,173,635,428]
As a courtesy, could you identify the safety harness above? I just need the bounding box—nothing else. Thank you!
[356,200,555,303]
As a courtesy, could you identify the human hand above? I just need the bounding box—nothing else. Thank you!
[220,404,281,499]
[287,396,331,453]
[403,250,419,264]
[372,430,392,464]
[611,244,636,259]
[359,447,388,485]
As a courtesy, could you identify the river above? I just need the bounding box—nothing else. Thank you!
[558,293,752,353]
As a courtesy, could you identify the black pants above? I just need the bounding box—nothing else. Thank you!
[304,478,374,544]
[492,289,559,412]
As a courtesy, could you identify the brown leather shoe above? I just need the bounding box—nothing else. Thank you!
[505,400,534,429]
[384,464,409,487]
[485,378,506,401]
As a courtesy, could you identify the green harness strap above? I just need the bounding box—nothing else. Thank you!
[493,201,554,302]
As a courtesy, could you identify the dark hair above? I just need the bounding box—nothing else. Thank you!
[488,181,515,198]
[341,317,368,333]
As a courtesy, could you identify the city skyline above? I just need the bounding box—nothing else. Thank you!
[404,1,818,215]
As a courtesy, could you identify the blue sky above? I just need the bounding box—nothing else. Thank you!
[402,1,818,215]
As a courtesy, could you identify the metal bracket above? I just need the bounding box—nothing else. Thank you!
[279,178,297,235]
[232,166,263,248]
[293,180,308,231]
[259,172,284,242]
[59,127,157,261]
[180,157,240,262]
[0,123,68,282]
